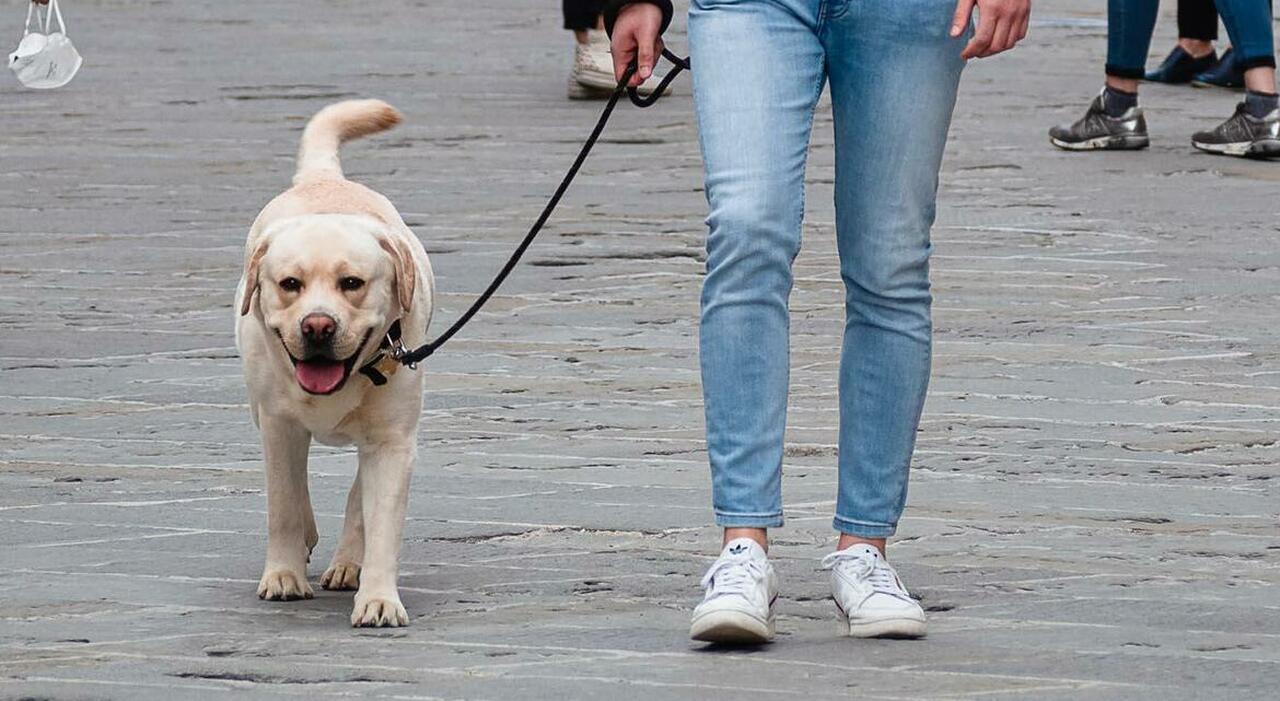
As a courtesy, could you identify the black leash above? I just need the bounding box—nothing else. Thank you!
[387,50,690,369]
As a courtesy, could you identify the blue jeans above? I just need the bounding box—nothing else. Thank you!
[1107,0,1277,78]
[689,0,967,538]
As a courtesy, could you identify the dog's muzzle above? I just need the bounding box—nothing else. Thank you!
[278,324,373,396]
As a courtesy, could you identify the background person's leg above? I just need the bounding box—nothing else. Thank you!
[1106,0,1161,89]
[1191,0,1280,156]
[821,0,967,545]
[1215,0,1278,85]
[1051,0,1157,149]
[689,0,826,537]
[564,0,613,98]
[1178,0,1219,42]
[1147,0,1218,83]
[1189,0,1273,91]
[563,0,605,34]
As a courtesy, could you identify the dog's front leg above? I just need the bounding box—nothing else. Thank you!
[350,438,414,627]
[257,414,314,601]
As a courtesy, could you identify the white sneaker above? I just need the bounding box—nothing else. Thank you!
[570,30,620,93]
[823,545,927,639]
[566,73,612,101]
[568,30,667,99]
[689,538,778,643]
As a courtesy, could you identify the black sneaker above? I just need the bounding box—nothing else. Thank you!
[1145,46,1218,84]
[1191,104,1280,158]
[1191,48,1244,89]
[1049,94,1150,151]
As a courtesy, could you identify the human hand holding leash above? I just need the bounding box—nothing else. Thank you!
[611,2,665,88]
[952,0,1030,59]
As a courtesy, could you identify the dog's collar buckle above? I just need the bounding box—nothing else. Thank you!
[357,319,414,386]
[386,329,415,370]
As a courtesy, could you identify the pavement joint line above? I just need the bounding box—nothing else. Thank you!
[20,529,241,549]
[0,676,238,695]
[0,495,243,512]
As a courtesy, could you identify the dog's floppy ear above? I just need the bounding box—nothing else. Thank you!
[378,234,416,313]
[239,240,269,316]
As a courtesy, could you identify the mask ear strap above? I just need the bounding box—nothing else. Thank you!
[22,1,36,36]
[49,0,66,35]
[26,2,52,35]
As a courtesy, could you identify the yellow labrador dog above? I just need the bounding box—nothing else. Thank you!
[235,99,433,627]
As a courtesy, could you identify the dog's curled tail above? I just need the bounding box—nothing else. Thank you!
[294,99,402,185]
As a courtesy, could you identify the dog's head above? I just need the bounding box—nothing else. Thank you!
[239,214,415,395]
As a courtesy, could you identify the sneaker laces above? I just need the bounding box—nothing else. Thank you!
[700,552,765,599]
[821,549,907,597]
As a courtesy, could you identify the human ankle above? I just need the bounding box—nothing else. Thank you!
[1245,90,1279,118]
[1105,75,1140,94]
[1178,38,1215,59]
[1101,85,1139,118]
[723,528,768,552]
[836,534,887,557]
[1242,67,1277,96]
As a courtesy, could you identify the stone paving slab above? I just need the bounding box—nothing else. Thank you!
[2,0,1279,699]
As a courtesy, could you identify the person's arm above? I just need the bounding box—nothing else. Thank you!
[605,1,672,87]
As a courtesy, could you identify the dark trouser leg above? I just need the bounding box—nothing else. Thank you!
[1178,0,1219,42]
[563,0,606,31]
[1107,0,1161,78]
[1216,0,1278,70]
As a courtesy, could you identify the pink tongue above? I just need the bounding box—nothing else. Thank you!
[295,360,346,394]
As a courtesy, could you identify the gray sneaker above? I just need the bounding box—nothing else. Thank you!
[1049,93,1150,151]
[1191,105,1280,158]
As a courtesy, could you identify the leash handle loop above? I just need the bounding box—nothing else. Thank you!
[396,52,689,367]
[627,49,690,108]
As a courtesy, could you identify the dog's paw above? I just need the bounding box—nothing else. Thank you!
[351,595,408,627]
[321,562,361,591]
[257,568,314,601]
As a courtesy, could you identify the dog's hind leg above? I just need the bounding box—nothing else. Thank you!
[303,488,319,562]
[321,478,364,591]
[256,414,315,602]
[350,437,415,627]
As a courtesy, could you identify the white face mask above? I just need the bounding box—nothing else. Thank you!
[9,0,82,90]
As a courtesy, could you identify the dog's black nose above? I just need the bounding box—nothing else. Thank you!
[300,313,337,344]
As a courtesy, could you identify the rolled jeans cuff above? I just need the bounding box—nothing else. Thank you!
[1240,55,1278,71]
[832,515,897,539]
[1104,64,1145,79]
[715,510,785,529]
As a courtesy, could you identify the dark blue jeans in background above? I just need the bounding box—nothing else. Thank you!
[1107,0,1277,78]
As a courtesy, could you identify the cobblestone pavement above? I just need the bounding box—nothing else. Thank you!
[2,1,1278,699]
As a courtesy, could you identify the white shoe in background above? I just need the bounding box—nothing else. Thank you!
[567,29,668,100]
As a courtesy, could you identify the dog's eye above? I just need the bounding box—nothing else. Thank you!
[279,277,302,292]
[339,276,365,292]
